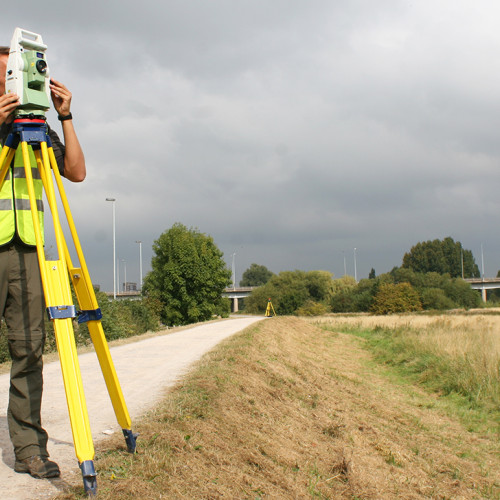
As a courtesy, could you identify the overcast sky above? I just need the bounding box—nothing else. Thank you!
[3,1,500,290]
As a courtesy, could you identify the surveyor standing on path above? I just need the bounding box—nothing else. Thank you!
[0,45,86,479]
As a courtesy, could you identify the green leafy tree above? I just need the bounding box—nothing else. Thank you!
[142,223,232,325]
[270,271,310,314]
[368,268,376,279]
[402,237,479,278]
[304,270,335,301]
[239,263,274,286]
[330,275,358,312]
[332,275,358,293]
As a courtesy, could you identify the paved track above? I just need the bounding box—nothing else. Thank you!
[0,316,264,499]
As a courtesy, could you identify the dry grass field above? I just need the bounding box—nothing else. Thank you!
[313,310,500,369]
[312,310,500,412]
[56,315,499,499]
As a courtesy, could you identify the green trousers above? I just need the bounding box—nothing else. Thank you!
[0,244,49,460]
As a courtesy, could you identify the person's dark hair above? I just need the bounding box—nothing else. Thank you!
[0,46,9,55]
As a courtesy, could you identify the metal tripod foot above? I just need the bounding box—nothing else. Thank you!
[80,460,97,496]
[122,429,139,453]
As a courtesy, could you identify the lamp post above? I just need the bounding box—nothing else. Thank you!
[136,240,143,290]
[353,247,357,282]
[122,259,127,292]
[481,243,485,280]
[231,252,236,290]
[105,198,116,299]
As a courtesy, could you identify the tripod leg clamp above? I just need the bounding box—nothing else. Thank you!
[77,308,103,324]
[47,305,77,320]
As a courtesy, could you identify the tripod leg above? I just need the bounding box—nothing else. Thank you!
[23,141,97,495]
[42,144,137,452]
[0,145,16,186]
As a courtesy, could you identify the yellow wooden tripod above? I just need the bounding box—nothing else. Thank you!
[0,116,136,495]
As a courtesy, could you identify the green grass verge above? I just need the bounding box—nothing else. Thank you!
[319,323,500,435]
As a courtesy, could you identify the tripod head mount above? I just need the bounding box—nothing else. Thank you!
[6,116,49,149]
[5,28,51,118]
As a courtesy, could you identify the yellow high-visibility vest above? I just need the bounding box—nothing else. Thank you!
[0,145,44,246]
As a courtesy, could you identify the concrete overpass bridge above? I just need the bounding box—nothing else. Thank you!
[222,287,256,312]
[101,288,257,311]
[464,278,500,301]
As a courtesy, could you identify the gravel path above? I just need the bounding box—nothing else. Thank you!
[0,316,264,499]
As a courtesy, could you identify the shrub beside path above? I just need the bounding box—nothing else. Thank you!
[0,316,264,500]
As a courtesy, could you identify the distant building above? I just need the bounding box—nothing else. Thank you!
[123,282,138,292]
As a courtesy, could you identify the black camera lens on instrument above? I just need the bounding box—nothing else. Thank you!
[36,59,47,74]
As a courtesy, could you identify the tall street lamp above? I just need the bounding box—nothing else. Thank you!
[136,240,143,290]
[231,252,236,290]
[122,259,127,292]
[481,243,485,280]
[353,247,358,282]
[105,198,116,299]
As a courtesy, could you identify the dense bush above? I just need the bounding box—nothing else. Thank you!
[245,270,334,315]
[296,300,329,316]
[370,282,423,315]
[441,278,481,309]
[330,278,378,312]
[420,288,455,310]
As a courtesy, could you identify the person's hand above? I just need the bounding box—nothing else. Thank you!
[0,93,19,125]
[49,79,72,116]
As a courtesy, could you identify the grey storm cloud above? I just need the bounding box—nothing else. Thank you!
[2,0,500,289]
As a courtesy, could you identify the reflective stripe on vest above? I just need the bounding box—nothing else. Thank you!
[0,199,13,210]
[0,145,44,246]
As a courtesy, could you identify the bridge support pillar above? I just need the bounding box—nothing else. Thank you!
[482,288,487,302]
[233,297,239,313]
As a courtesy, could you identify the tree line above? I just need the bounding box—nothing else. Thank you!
[243,267,480,315]
[242,237,482,315]
[139,228,484,321]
